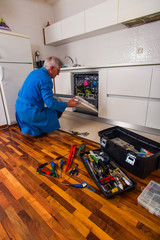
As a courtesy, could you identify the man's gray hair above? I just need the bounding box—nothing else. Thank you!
[43,56,62,69]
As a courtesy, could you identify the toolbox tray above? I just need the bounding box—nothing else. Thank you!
[80,149,136,199]
[98,126,160,178]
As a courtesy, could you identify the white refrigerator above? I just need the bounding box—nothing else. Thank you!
[0,30,33,125]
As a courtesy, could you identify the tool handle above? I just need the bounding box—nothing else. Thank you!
[71,182,87,188]
[37,168,51,176]
[65,145,74,172]
[38,163,48,168]
[60,159,63,168]
[68,146,76,170]
[50,161,55,168]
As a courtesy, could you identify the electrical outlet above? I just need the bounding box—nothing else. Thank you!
[137,47,143,54]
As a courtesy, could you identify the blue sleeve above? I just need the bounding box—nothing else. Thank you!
[40,77,67,112]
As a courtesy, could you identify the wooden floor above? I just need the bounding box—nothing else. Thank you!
[0,125,160,240]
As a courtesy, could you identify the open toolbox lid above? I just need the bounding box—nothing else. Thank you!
[53,94,98,113]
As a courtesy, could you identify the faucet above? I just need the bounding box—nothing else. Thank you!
[65,55,81,67]
[65,55,74,67]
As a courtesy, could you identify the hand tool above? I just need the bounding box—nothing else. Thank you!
[70,131,89,136]
[36,168,52,176]
[110,161,132,186]
[59,159,63,178]
[68,164,78,180]
[99,175,115,185]
[37,160,58,178]
[76,143,86,157]
[50,161,58,178]
[61,182,95,192]
[99,175,115,183]
[65,145,76,172]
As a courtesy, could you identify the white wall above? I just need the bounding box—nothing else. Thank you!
[0,0,58,66]
[56,21,160,66]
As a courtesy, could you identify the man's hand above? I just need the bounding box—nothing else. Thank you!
[67,97,81,107]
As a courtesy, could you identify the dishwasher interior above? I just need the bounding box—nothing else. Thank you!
[72,71,99,116]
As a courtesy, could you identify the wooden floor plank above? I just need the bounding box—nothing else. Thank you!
[0,125,160,240]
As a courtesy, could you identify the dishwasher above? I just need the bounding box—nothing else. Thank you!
[53,71,99,116]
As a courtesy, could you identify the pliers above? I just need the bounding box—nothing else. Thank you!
[68,164,78,180]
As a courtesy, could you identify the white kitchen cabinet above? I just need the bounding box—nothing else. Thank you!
[0,92,7,126]
[106,97,147,126]
[85,0,118,32]
[54,72,72,95]
[107,67,152,97]
[118,0,160,23]
[44,0,160,46]
[150,67,160,98]
[99,66,155,127]
[146,101,160,129]
[0,31,32,63]
[44,22,61,44]
[61,12,85,39]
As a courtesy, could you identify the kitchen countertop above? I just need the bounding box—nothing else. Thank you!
[61,62,160,71]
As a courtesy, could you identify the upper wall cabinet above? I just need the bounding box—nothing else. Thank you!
[61,12,85,39]
[85,0,118,32]
[44,22,61,44]
[118,0,160,23]
[44,0,160,46]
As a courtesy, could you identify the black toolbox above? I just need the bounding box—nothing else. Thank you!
[80,149,137,199]
[98,126,160,179]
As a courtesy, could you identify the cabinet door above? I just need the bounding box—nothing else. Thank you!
[107,67,152,97]
[0,33,32,63]
[0,93,7,126]
[118,0,160,23]
[0,63,33,125]
[44,22,61,44]
[54,72,71,94]
[106,97,147,126]
[146,101,160,129]
[150,67,160,98]
[85,0,118,32]
[61,12,85,39]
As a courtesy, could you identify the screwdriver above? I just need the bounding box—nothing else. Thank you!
[50,161,58,178]
[59,159,63,178]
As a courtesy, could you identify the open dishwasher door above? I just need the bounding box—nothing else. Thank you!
[53,94,98,115]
